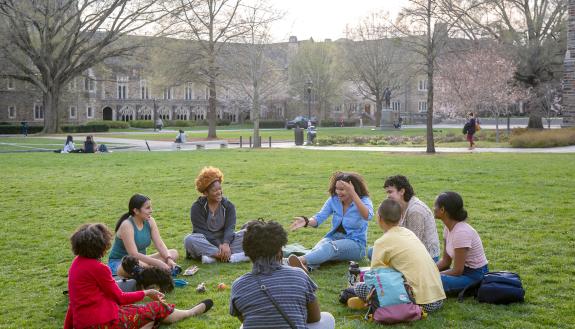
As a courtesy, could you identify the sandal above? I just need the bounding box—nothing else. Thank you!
[183,265,199,276]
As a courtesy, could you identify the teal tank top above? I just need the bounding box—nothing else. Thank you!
[108,216,152,260]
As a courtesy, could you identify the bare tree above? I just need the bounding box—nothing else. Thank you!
[160,0,249,139]
[288,40,342,125]
[344,12,413,127]
[0,0,162,133]
[446,0,567,128]
[221,1,284,147]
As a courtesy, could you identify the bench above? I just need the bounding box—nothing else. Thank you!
[175,140,228,150]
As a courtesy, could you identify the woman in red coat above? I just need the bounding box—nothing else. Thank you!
[64,223,212,329]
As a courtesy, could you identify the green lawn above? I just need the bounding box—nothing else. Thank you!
[0,137,64,152]
[1,150,573,328]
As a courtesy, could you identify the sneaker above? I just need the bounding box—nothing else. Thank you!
[201,255,217,264]
[229,252,250,263]
[287,255,309,274]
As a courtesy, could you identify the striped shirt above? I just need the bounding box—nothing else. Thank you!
[230,266,317,329]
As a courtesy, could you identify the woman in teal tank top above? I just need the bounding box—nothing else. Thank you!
[108,194,179,277]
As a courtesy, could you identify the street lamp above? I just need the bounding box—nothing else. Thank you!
[305,79,312,127]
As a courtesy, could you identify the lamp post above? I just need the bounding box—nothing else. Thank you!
[305,79,312,127]
[152,98,157,132]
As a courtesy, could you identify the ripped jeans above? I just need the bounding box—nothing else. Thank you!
[303,233,365,269]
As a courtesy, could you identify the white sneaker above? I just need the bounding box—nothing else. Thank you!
[201,255,217,264]
[229,252,250,263]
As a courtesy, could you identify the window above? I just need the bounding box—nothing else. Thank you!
[163,87,173,100]
[86,106,94,118]
[418,101,428,113]
[418,79,428,91]
[185,82,193,100]
[85,77,95,92]
[8,105,16,118]
[7,76,14,90]
[140,80,149,99]
[392,101,401,112]
[205,86,210,100]
[69,106,77,119]
[34,103,44,120]
[117,76,129,99]
[69,78,77,91]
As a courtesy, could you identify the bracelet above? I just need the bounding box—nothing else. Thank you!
[302,216,309,228]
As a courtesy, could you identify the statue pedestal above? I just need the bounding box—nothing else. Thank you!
[380,108,395,130]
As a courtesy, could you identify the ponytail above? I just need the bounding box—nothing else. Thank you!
[115,212,131,232]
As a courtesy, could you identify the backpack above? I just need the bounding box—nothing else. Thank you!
[98,144,109,152]
[462,122,470,135]
[363,268,423,325]
[458,271,525,304]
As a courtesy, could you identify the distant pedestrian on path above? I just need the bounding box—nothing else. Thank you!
[463,112,477,150]
[20,121,28,136]
[156,118,164,131]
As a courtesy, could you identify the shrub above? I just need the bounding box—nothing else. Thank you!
[129,120,155,128]
[86,120,130,129]
[166,120,192,127]
[259,120,285,129]
[509,128,575,148]
[0,125,43,134]
[62,125,109,133]
[319,119,357,127]
[217,119,231,126]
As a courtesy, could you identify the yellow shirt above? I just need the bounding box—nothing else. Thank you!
[371,226,446,305]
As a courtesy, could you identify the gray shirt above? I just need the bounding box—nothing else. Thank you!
[207,204,226,233]
[401,196,440,259]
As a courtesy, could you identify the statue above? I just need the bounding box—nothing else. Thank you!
[383,88,392,108]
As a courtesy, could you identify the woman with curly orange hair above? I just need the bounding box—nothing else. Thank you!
[184,167,250,264]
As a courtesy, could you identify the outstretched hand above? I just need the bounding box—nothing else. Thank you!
[290,217,307,231]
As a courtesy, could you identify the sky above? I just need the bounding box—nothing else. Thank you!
[268,0,409,42]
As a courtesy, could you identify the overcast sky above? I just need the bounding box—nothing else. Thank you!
[268,0,409,42]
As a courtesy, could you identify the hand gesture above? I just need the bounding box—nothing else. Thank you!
[218,243,231,262]
[145,289,166,303]
[339,180,356,195]
[290,216,307,231]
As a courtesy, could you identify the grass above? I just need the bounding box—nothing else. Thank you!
[0,150,574,328]
[0,137,64,152]
[510,128,575,148]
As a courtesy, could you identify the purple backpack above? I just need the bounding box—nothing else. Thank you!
[371,303,422,324]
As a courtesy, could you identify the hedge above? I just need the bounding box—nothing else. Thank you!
[0,125,44,134]
[62,125,109,133]
[87,120,130,129]
[319,119,357,127]
[129,120,155,128]
[259,120,285,128]
[509,128,575,148]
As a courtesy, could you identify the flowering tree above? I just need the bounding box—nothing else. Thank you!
[436,44,527,141]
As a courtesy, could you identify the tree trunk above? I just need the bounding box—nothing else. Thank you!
[375,97,383,128]
[526,100,543,129]
[207,74,217,139]
[426,59,435,153]
[42,85,61,134]
[252,82,261,148]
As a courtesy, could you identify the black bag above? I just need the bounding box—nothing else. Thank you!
[114,276,137,292]
[458,271,525,304]
[462,122,470,135]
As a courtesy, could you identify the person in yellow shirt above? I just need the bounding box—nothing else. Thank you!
[353,199,446,313]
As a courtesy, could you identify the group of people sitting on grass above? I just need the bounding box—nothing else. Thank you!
[59,135,104,153]
[64,166,487,329]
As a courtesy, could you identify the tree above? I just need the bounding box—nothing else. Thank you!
[221,0,285,147]
[396,0,456,153]
[446,0,567,128]
[288,41,342,125]
[160,0,248,139]
[436,43,527,141]
[343,12,413,127]
[0,0,160,133]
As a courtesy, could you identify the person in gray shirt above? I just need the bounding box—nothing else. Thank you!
[184,167,249,264]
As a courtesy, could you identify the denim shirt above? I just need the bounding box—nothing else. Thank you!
[314,195,374,246]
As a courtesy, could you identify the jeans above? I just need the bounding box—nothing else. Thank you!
[304,233,365,269]
[441,265,489,294]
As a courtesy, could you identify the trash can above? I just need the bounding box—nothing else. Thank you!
[307,126,317,144]
[294,127,304,146]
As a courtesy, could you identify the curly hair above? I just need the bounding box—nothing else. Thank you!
[242,220,287,261]
[195,166,224,193]
[328,171,369,197]
[70,223,113,259]
[121,256,174,293]
[384,175,415,202]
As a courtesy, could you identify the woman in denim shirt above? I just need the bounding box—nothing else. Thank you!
[289,171,373,271]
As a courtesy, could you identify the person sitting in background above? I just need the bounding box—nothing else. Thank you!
[351,199,445,313]
[65,223,212,329]
[61,135,77,153]
[84,135,97,153]
[230,220,335,329]
[434,191,488,295]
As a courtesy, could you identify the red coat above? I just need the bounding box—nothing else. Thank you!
[64,256,145,329]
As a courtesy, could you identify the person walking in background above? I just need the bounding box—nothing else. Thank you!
[434,191,488,295]
[155,117,164,131]
[230,220,335,329]
[20,121,28,136]
[184,167,249,264]
[289,171,373,272]
[464,112,477,150]
[65,223,213,329]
